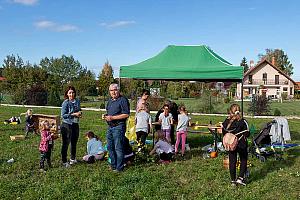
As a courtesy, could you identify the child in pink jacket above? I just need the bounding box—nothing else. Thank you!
[39,120,54,172]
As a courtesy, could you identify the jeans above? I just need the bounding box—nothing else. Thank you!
[106,124,126,171]
[40,144,53,169]
[61,123,79,163]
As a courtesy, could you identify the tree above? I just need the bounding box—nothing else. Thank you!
[97,61,114,96]
[40,55,83,88]
[72,68,97,100]
[258,49,293,76]
[240,57,249,73]
[248,94,270,116]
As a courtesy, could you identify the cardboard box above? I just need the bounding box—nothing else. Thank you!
[10,135,25,141]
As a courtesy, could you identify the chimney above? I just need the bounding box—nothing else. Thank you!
[272,56,275,66]
[250,60,254,69]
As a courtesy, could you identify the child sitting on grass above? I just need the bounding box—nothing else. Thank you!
[83,131,105,163]
[39,120,54,172]
[150,130,174,164]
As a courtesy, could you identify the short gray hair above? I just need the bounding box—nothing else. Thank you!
[109,83,119,90]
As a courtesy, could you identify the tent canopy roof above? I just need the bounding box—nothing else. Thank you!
[120,45,243,81]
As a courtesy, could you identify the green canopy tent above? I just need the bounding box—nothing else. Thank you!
[120,45,243,81]
[119,45,244,112]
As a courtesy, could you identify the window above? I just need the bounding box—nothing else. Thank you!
[283,87,288,92]
[290,87,293,95]
[275,75,279,85]
[248,75,253,84]
[263,73,267,84]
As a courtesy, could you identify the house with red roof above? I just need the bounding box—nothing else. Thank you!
[237,59,297,99]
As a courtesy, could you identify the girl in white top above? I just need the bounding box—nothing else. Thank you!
[158,105,173,143]
[175,106,191,156]
[150,130,174,163]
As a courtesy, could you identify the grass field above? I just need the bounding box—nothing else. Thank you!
[1,106,300,199]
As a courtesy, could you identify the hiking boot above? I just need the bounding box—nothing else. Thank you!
[236,177,246,186]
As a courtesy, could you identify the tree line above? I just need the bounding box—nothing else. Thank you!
[0,48,294,106]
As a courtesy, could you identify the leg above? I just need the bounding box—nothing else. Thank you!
[83,155,92,162]
[61,123,71,163]
[181,131,187,155]
[70,123,79,160]
[165,129,171,143]
[175,131,181,153]
[229,150,238,181]
[107,128,116,170]
[140,131,147,147]
[238,147,248,178]
[112,125,125,171]
[40,152,46,169]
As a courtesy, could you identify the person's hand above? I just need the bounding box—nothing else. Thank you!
[104,115,113,122]
[51,133,54,136]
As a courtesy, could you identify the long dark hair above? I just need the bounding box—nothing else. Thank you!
[64,85,77,99]
[85,131,99,141]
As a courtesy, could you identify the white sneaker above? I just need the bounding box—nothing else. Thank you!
[62,162,71,168]
[39,169,46,173]
[236,177,246,186]
[69,159,78,165]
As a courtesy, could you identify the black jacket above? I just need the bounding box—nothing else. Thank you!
[222,118,250,149]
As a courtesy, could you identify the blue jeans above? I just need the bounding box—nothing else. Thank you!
[106,124,125,171]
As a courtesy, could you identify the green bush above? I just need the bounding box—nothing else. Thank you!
[274,108,281,116]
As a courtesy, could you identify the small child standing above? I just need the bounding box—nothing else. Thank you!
[25,109,37,137]
[158,105,173,143]
[83,131,105,163]
[39,120,54,172]
[135,104,152,151]
[175,106,191,157]
[150,130,174,163]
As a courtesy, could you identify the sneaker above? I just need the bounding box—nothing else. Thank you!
[231,181,237,187]
[69,159,78,165]
[39,169,46,173]
[62,162,71,168]
[236,177,246,186]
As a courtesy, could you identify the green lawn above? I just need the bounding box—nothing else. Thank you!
[1,106,300,199]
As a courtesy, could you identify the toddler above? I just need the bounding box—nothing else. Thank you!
[175,106,191,157]
[25,109,37,137]
[83,131,105,163]
[39,120,54,172]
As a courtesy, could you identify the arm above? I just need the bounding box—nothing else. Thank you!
[149,146,158,155]
[61,101,73,120]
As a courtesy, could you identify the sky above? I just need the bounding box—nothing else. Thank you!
[0,0,299,81]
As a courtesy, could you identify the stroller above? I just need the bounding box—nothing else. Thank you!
[251,117,297,162]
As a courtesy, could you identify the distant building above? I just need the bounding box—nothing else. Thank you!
[237,59,297,99]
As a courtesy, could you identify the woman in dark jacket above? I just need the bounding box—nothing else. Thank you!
[222,104,249,186]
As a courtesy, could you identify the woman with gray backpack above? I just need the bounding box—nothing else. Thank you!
[222,104,250,186]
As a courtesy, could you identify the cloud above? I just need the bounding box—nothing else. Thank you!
[11,0,39,6]
[100,20,136,29]
[34,20,79,32]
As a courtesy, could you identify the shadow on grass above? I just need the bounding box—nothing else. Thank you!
[249,147,300,183]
